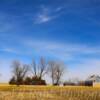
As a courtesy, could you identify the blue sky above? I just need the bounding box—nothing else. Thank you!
[0,0,100,83]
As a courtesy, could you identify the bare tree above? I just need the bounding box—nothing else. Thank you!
[38,57,47,79]
[48,61,55,85]
[30,57,47,79]
[11,60,29,85]
[48,61,65,85]
[31,59,37,76]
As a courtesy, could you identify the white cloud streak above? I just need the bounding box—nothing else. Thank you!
[23,39,100,62]
[0,48,19,54]
[34,7,52,24]
[34,6,64,24]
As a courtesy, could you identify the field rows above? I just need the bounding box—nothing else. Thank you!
[0,86,100,100]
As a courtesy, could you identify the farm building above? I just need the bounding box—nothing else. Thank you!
[85,75,100,86]
[77,75,100,86]
[63,75,100,86]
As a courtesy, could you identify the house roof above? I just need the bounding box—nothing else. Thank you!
[86,75,100,82]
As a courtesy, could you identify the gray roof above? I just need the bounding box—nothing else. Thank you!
[86,75,100,82]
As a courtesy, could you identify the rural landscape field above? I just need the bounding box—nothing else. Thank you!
[0,85,100,100]
[0,0,100,100]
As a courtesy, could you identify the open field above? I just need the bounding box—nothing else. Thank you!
[0,85,100,100]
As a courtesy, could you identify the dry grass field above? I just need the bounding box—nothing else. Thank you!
[0,85,100,100]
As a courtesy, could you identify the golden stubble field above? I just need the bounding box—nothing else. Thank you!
[0,85,100,100]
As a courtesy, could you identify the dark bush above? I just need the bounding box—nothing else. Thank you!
[9,77,16,85]
[9,76,46,85]
[63,82,76,86]
[24,77,32,85]
[31,76,46,85]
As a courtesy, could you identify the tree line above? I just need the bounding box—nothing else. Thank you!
[9,57,65,86]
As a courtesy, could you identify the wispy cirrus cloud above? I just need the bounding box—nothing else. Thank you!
[34,6,53,24]
[34,5,64,24]
[22,39,100,62]
[0,48,19,54]
[34,13,52,24]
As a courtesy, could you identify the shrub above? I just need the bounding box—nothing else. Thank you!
[31,76,46,85]
[24,77,32,85]
[9,77,16,85]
